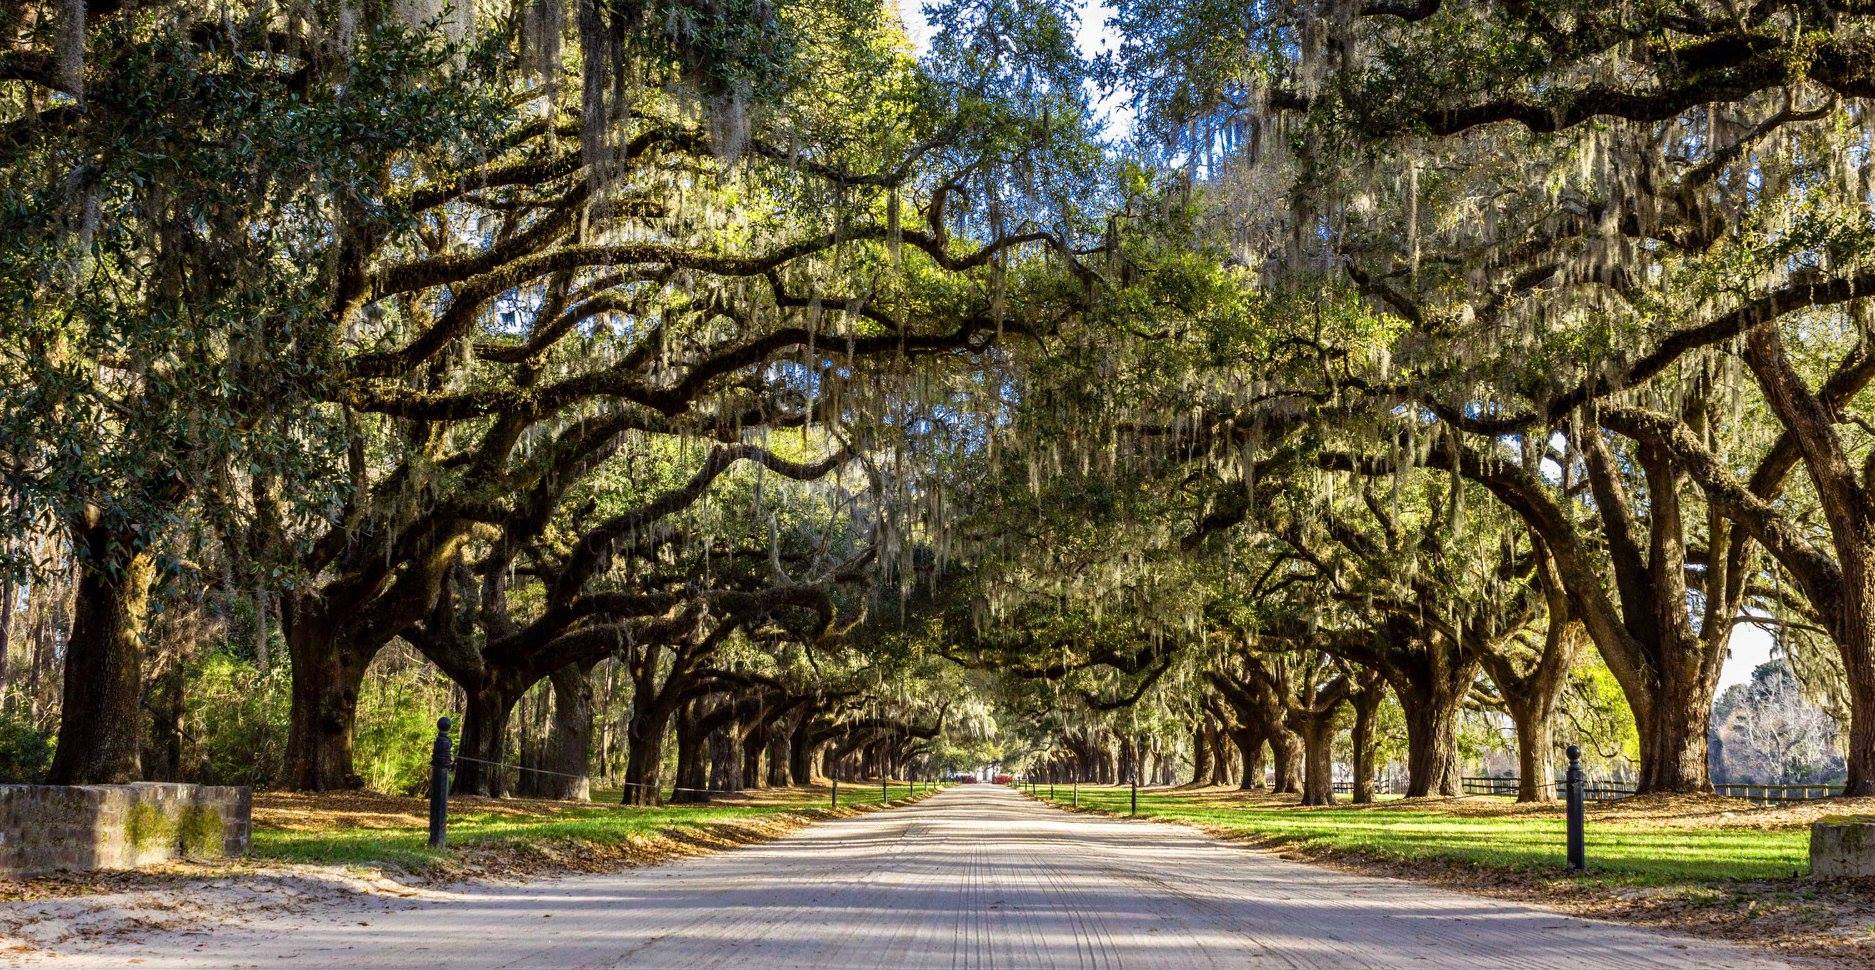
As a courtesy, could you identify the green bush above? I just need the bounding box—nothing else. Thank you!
[0,708,53,783]
[185,652,290,788]
[353,659,455,795]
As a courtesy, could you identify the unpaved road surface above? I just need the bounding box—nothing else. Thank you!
[13,785,1788,968]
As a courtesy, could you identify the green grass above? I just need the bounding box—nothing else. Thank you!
[254,782,937,870]
[1033,786,1810,887]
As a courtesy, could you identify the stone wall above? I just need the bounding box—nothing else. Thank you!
[1810,816,1875,878]
[0,783,250,877]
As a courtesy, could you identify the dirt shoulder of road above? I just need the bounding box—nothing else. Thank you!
[1042,787,1875,968]
[0,784,934,958]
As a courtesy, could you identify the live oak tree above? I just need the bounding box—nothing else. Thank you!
[1099,0,1875,792]
[249,0,1105,790]
[2,0,506,782]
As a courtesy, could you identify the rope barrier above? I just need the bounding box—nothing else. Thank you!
[451,754,589,782]
[451,754,762,796]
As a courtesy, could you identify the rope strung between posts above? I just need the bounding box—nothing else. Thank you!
[450,754,588,781]
[449,753,754,795]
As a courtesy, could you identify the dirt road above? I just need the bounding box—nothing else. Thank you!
[17,784,1789,968]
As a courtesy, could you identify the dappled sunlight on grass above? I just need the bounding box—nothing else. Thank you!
[253,783,935,869]
[1035,786,1809,885]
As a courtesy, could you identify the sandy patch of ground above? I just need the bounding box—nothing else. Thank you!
[0,863,431,961]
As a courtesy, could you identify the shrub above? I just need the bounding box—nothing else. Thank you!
[185,652,290,788]
[0,708,53,783]
[352,652,455,795]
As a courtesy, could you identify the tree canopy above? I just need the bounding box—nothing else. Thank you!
[6,0,1875,803]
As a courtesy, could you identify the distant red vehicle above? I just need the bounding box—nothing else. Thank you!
[957,776,979,784]
[991,773,1014,785]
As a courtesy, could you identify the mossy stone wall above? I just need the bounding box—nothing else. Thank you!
[0,783,249,876]
[1811,817,1875,878]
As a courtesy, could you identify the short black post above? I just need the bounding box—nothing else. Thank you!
[1565,744,1585,872]
[1130,773,1139,816]
[428,716,453,849]
[882,777,889,803]
[832,775,839,808]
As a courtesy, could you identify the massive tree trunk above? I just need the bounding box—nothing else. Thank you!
[1349,675,1385,804]
[670,698,710,804]
[766,731,791,787]
[1506,697,1555,802]
[1294,712,1338,807]
[453,677,520,797]
[787,711,822,785]
[280,597,379,791]
[1848,655,1875,796]
[1400,688,1462,798]
[623,701,675,806]
[1207,724,1236,786]
[517,664,593,801]
[1634,681,1714,794]
[1269,729,1303,794]
[742,718,770,789]
[707,713,742,795]
[1830,556,1875,795]
[1227,726,1267,790]
[1189,722,1213,786]
[48,532,153,784]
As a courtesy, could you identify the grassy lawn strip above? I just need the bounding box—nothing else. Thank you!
[254,783,937,874]
[1033,785,1806,885]
[1032,785,1874,964]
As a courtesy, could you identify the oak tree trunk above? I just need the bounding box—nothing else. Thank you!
[281,602,375,791]
[1189,722,1212,786]
[1635,681,1714,794]
[708,717,742,794]
[453,680,517,797]
[48,539,153,784]
[1506,695,1557,803]
[1402,692,1461,797]
[1228,727,1267,790]
[622,703,673,805]
[1297,714,1337,807]
[1350,684,1384,804]
[1269,728,1303,794]
[518,664,593,801]
[670,700,709,803]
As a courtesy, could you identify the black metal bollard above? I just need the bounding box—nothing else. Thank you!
[1130,774,1139,816]
[1072,780,1078,808]
[882,777,889,803]
[832,776,839,808]
[428,716,453,849]
[1565,744,1585,872]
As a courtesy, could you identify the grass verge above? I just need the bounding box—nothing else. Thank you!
[1031,784,1875,966]
[253,782,939,877]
